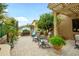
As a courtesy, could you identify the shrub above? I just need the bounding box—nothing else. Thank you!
[0,24,7,37]
[23,29,30,33]
[49,35,66,46]
[22,29,30,36]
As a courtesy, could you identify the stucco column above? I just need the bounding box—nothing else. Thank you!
[53,12,58,36]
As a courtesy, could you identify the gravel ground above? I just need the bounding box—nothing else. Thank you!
[11,36,79,56]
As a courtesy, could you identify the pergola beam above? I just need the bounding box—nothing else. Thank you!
[48,3,79,17]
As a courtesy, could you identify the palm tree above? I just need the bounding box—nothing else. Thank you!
[4,17,18,44]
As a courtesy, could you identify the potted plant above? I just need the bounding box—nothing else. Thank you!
[49,35,66,55]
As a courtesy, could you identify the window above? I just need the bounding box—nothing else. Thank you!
[72,19,79,32]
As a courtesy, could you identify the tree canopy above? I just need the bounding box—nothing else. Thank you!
[37,13,54,31]
[0,3,7,13]
[0,3,18,47]
[0,3,7,19]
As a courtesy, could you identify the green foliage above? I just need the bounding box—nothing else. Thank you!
[22,29,30,36]
[0,24,7,37]
[37,13,54,30]
[6,19,17,35]
[0,3,7,14]
[49,36,66,46]
[11,27,17,41]
[0,4,18,46]
[4,17,18,44]
[37,28,41,32]
[0,3,7,19]
[23,29,30,33]
[0,3,8,37]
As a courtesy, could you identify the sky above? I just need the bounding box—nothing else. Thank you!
[7,3,52,27]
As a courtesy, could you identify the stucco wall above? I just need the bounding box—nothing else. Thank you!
[32,21,38,31]
[58,14,73,40]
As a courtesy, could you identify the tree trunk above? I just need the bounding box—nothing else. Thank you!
[7,33,9,42]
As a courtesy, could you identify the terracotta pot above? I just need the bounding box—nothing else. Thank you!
[53,45,63,55]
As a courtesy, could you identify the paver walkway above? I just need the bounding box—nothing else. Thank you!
[11,36,57,56]
[11,36,79,56]
[0,44,10,56]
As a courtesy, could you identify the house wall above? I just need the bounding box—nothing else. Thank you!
[32,21,37,31]
[57,14,73,40]
[32,22,36,26]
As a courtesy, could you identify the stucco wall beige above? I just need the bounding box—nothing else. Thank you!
[32,21,38,31]
[57,14,73,40]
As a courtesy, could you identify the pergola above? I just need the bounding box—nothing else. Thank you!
[48,3,79,36]
[48,3,79,17]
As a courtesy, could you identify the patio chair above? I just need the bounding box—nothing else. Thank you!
[74,34,79,49]
[38,35,50,48]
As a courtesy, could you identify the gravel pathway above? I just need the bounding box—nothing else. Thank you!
[11,36,79,56]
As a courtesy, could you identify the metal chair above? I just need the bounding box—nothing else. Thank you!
[74,34,79,49]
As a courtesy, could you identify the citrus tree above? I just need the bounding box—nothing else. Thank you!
[37,13,54,31]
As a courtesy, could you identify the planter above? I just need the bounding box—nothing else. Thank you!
[49,35,66,55]
[53,45,63,55]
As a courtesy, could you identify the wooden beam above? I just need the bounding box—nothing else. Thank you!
[48,3,61,10]
[49,3,79,17]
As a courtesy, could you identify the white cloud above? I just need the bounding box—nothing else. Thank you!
[15,17,31,27]
[4,9,8,12]
[15,17,28,21]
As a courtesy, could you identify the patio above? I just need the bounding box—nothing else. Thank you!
[10,36,79,56]
[1,3,79,56]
